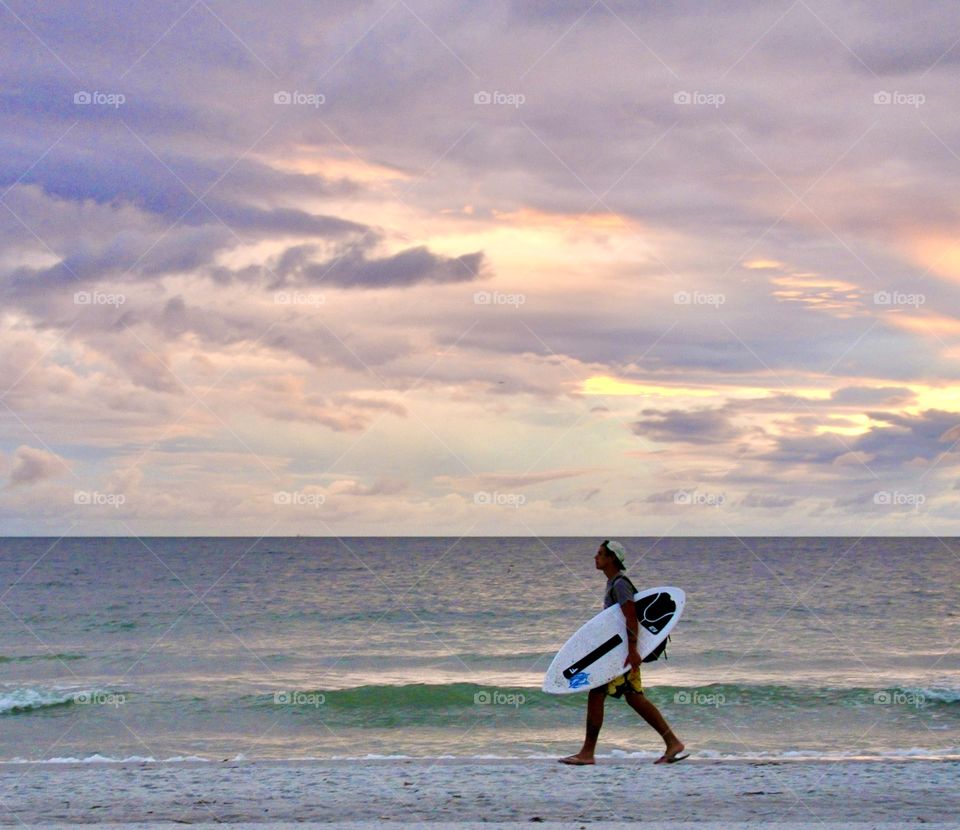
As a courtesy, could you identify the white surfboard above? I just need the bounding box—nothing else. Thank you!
[543,586,685,695]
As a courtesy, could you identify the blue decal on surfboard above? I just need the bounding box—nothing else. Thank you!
[568,671,590,689]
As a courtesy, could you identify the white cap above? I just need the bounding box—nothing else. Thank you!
[603,540,627,569]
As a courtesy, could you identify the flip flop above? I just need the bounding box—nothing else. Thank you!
[654,753,690,765]
[558,756,595,765]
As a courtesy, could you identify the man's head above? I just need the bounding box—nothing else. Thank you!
[595,539,627,574]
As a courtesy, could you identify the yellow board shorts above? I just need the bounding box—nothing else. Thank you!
[606,665,643,698]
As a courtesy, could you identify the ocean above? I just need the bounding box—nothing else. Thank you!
[1,536,957,763]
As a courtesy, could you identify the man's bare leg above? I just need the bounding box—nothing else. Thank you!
[559,686,606,764]
[623,689,686,763]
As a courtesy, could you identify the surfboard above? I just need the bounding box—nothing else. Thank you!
[542,586,685,695]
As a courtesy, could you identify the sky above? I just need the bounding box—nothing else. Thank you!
[2,0,960,536]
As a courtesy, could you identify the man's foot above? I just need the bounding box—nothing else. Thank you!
[654,742,687,765]
[558,753,595,765]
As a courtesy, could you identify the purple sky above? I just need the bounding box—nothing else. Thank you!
[2,0,960,535]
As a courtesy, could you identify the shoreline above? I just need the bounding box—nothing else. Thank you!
[2,757,957,827]
[8,826,960,830]
[3,753,960,769]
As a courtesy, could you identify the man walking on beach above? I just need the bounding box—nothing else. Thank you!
[560,540,687,766]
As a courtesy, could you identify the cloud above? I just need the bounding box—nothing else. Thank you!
[250,376,408,432]
[263,243,487,289]
[832,450,875,466]
[328,478,408,497]
[3,212,373,304]
[762,409,960,469]
[830,386,915,407]
[643,489,683,504]
[4,1,960,534]
[739,493,797,509]
[0,136,367,234]
[630,407,744,444]
[7,446,70,487]
[110,346,182,394]
[853,9,960,75]
[438,468,599,490]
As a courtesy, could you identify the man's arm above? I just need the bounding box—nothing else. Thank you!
[622,600,642,669]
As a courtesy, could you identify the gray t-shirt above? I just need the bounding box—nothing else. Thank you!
[604,573,636,609]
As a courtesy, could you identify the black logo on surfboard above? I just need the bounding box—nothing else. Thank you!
[562,634,623,679]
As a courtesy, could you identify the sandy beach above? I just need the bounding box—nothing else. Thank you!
[1,757,957,828]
